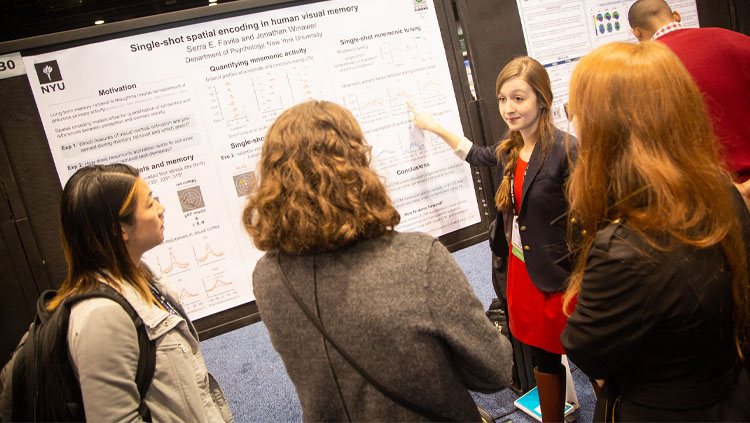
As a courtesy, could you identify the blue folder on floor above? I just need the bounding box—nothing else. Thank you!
[513,386,575,422]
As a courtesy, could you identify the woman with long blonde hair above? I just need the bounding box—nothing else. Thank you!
[410,56,578,422]
[561,41,750,421]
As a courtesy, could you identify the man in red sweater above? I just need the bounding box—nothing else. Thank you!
[628,0,750,192]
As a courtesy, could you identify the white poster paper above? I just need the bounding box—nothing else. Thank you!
[516,0,699,131]
[23,0,480,319]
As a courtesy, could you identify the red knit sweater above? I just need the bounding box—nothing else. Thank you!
[658,27,750,181]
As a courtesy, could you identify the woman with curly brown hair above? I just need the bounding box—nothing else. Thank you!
[243,100,512,422]
[560,41,750,421]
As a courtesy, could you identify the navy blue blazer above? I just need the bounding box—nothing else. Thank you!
[466,128,578,292]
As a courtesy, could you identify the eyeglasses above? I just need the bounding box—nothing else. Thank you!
[563,102,573,122]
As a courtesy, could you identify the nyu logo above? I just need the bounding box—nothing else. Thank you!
[34,60,65,94]
[413,0,428,11]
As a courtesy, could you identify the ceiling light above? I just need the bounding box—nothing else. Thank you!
[94,20,105,25]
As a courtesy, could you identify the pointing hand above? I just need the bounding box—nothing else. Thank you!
[407,102,439,133]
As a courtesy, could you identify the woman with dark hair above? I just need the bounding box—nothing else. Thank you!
[244,100,512,422]
[410,56,578,422]
[561,41,750,421]
[45,163,231,422]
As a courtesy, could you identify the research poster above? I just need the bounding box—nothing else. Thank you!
[515,0,699,131]
[22,0,480,319]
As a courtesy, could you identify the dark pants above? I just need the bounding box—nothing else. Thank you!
[530,345,561,374]
[595,366,750,422]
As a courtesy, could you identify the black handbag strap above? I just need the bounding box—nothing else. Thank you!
[275,253,454,422]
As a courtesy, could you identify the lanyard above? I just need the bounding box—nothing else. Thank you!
[150,285,180,316]
[509,162,528,216]
[509,160,529,262]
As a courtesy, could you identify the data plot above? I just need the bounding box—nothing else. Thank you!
[417,79,445,108]
[202,268,237,307]
[177,186,206,212]
[287,65,322,104]
[167,273,204,317]
[232,171,257,197]
[387,85,418,110]
[400,130,427,154]
[179,287,199,300]
[158,250,191,275]
[195,243,225,265]
[252,72,286,115]
[206,80,249,124]
[380,37,422,65]
[206,277,233,293]
[552,104,566,123]
[373,145,399,160]
[342,91,389,125]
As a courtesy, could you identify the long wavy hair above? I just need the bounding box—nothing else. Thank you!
[563,41,749,354]
[48,164,155,310]
[243,100,400,254]
[494,56,556,211]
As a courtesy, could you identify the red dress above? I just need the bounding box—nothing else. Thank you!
[506,157,573,355]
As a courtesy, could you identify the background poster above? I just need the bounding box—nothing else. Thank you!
[23,0,480,319]
[515,0,698,131]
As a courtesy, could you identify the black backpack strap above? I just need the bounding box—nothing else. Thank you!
[275,254,456,422]
[14,290,62,421]
[65,285,156,422]
[11,320,37,421]
[134,312,156,422]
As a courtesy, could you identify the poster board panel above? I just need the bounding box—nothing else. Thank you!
[0,0,491,338]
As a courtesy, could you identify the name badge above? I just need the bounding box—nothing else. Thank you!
[511,216,524,262]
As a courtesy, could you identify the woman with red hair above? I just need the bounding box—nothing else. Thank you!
[561,41,750,421]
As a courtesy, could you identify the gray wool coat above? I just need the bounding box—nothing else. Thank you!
[253,231,513,422]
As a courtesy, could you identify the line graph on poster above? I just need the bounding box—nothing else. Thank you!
[196,242,225,265]
[202,268,238,307]
[341,75,446,127]
[204,60,324,129]
[157,249,192,275]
